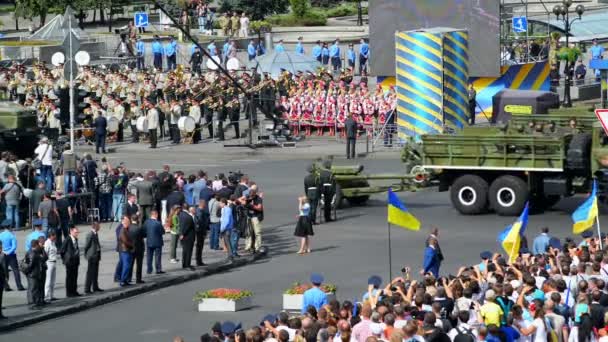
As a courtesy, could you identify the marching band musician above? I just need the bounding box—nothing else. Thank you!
[189,98,202,143]
[158,98,170,139]
[146,100,159,149]
[47,103,61,141]
[130,100,141,143]
[113,98,126,142]
[169,98,182,145]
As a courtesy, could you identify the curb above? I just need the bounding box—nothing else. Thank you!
[0,250,268,332]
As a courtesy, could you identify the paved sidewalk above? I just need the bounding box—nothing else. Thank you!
[0,222,264,332]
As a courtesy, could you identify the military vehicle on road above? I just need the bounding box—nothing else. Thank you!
[0,102,41,157]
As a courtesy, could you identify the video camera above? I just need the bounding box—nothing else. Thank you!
[228,170,244,185]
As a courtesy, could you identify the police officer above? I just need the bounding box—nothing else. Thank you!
[319,159,335,222]
[304,164,320,225]
[25,239,47,309]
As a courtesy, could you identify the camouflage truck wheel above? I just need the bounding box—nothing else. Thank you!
[450,175,489,215]
[489,175,529,216]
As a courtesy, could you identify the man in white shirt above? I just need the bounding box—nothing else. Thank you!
[239,13,249,38]
[44,231,58,302]
[448,311,478,341]
[276,312,296,341]
[34,137,54,191]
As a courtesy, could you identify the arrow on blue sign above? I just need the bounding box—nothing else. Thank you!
[512,16,527,33]
[135,12,148,27]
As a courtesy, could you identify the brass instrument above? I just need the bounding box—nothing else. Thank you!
[226,98,240,109]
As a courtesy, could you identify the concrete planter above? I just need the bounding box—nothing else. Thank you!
[282,293,336,311]
[197,297,252,312]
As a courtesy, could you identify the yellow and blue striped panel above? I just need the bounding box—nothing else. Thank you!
[442,30,469,129]
[395,31,444,139]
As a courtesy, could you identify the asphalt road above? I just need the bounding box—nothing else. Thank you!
[0,149,596,341]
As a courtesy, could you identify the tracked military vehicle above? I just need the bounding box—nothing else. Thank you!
[420,118,608,216]
[0,102,40,157]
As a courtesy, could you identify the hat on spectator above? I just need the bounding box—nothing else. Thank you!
[480,251,492,260]
[485,289,496,301]
[368,275,382,288]
[0,219,11,228]
[211,322,222,334]
[549,237,562,250]
[32,219,43,227]
[510,280,521,289]
[370,323,383,336]
[260,314,276,326]
[221,321,236,335]
[581,230,593,239]
[520,247,530,254]
[310,273,324,285]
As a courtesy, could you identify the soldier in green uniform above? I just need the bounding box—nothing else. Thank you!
[304,164,320,225]
[319,158,336,222]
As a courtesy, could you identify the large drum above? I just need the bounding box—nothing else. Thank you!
[107,117,119,133]
[178,116,196,133]
[136,116,148,132]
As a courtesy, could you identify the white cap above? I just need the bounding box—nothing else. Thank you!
[485,289,496,300]
[510,280,521,289]
[370,323,383,336]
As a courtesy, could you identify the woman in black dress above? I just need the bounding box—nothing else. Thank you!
[294,195,314,254]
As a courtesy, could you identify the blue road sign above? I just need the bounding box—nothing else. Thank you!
[135,12,149,28]
[512,16,528,33]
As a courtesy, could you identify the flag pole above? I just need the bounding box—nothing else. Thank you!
[597,215,604,250]
[388,222,393,282]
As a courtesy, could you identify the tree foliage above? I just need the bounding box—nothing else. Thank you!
[289,0,309,18]
[219,0,289,20]
[15,0,52,25]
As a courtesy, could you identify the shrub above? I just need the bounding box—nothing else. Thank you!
[290,0,310,18]
[268,11,327,26]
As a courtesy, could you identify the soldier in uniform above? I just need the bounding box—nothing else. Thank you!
[304,164,320,225]
[318,159,335,222]
[129,101,141,143]
[146,101,159,148]
[189,98,202,143]
[114,98,125,142]
[225,85,240,139]
[169,98,182,144]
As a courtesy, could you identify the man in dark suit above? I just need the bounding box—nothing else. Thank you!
[124,194,140,218]
[195,200,210,266]
[128,218,146,284]
[0,241,7,318]
[424,227,444,268]
[166,186,186,212]
[179,204,196,270]
[84,222,103,294]
[135,173,156,222]
[344,113,357,159]
[93,113,107,154]
[60,226,81,297]
[25,239,46,309]
[144,210,164,274]
[216,179,233,200]
[199,180,215,203]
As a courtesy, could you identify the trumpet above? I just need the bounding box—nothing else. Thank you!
[226,98,240,109]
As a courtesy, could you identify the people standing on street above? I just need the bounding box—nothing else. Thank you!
[532,227,551,255]
[209,194,221,251]
[152,35,163,71]
[0,220,25,291]
[84,222,103,294]
[319,160,335,223]
[295,36,305,54]
[220,198,235,257]
[329,39,341,73]
[112,165,129,222]
[359,38,369,75]
[195,200,210,266]
[322,42,330,66]
[135,172,155,222]
[25,219,45,253]
[347,44,356,69]
[118,215,134,287]
[147,101,159,149]
[422,237,441,278]
[345,113,357,160]
[179,203,196,270]
[128,215,146,284]
[124,193,140,219]
[239,12,249,38]
[61,147,78,194]
[304,165,319,225]
[54,191,71,248]
[302,273,328,314]
[43,231,58,302]
[165,36,177,71]
[144,210,165,274]
[24,239,46,309]
[95,165,113,222]
[295,196,314,254]
[136,36,145,70]
[93,113,107,154]
[468,83,477,126]
[166,205,181,264]
[60,226,81,297]
[245,186,264,253]
[0,241,6,318]
[1,175,23,229]
[34,137,53,192]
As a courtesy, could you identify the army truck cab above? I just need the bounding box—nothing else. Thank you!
[420,122,606,216]
[0,101,40,157]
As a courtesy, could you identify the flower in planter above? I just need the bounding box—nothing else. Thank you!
[284,282,337,295]
[194,288,253,302]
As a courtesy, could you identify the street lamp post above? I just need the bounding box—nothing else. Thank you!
[553,0,585,108]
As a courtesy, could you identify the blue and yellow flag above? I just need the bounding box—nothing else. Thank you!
[387,188,421,231]
[497,202,529,263]
[572,180,598,235]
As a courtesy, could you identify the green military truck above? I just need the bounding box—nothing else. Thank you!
[0,102,41,157]
[419,118,608,216]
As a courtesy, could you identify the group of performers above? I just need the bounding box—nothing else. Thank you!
[0,62,396,145]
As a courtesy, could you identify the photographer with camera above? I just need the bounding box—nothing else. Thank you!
[244,185,263,253]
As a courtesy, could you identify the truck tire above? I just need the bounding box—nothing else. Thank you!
[566,133,592,175]
[489,175,529,216]
[450,175,489,215]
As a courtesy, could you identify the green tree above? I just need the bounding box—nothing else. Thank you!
[15,0,51,26]
[290,0,309,18]
[219,0,288,20]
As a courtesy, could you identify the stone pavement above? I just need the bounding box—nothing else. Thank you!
[0,221,265,332]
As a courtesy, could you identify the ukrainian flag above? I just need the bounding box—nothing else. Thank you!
[572,180,598,235]
[497,202,529,263]
[387,188,421,231]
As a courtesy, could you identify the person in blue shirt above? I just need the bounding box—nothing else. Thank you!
[220,198,238,258]
[329,39,341,72]
[295,36,305,54]
[164,36,177,71]
[275,39,285,53]
[590,39,605,60]
[247,39,256,61]
[346,44,356,69]
[422,237,441,277]
[532,227,551,255]
[359,38,370,74]
[25,220,46,252]
[321,42,330,65]
[312,40,322,62]
[135,36,145,70]
[207,40,217,56]
[302,273,328,314]
[0,219,25,290]
[257,43,266,56]
[152,35,163,70]
[222,38,231,64]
